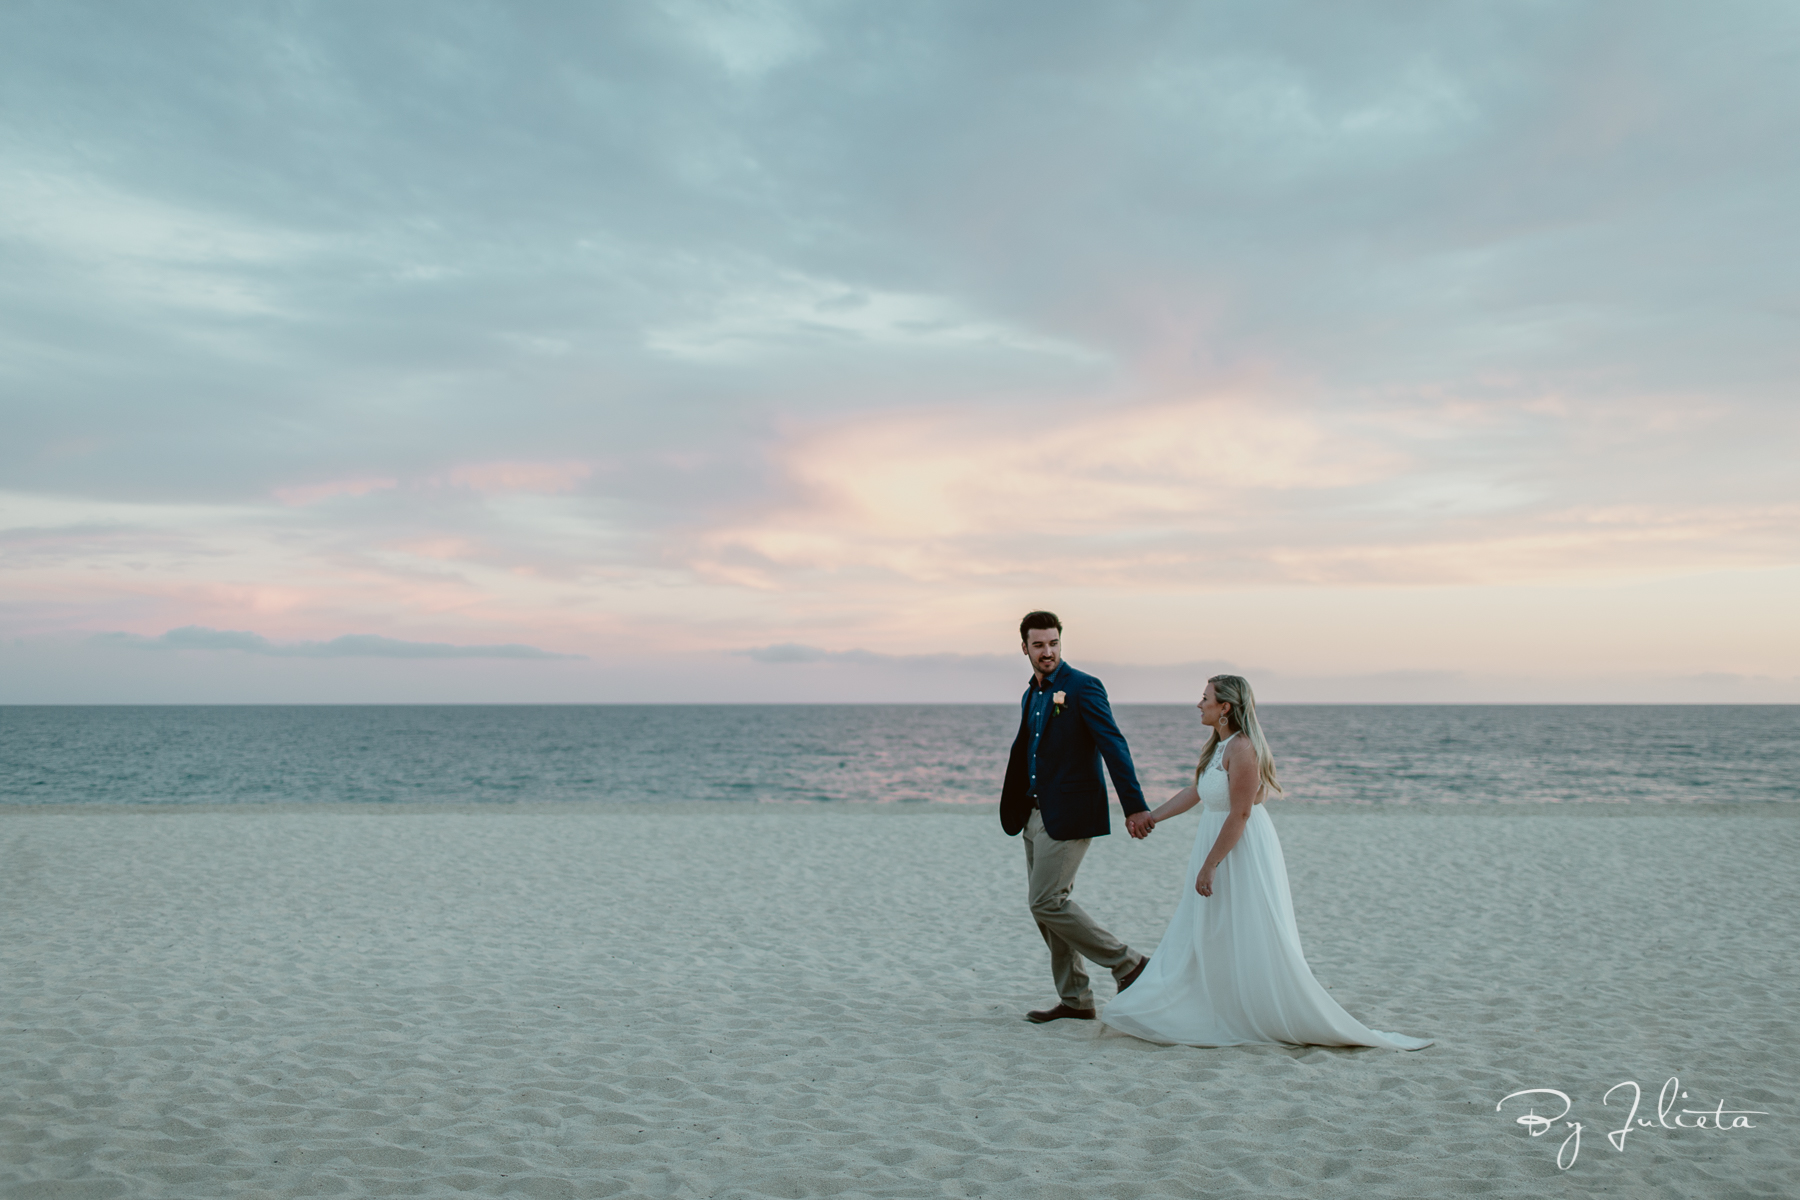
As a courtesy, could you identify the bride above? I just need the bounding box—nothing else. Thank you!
[1100,675,1432,1050]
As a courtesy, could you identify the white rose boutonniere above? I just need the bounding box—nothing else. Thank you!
[1052,690,1066,716]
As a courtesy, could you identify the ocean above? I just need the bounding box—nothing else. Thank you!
[2,704,1794,807]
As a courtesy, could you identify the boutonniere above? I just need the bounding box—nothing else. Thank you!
[1052,690,1067,716]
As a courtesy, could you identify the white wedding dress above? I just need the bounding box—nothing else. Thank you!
[1101,735,1432,1050]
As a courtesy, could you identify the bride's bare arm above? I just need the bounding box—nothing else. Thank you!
[1145,784,1201,826]
[1196,737,1262,896]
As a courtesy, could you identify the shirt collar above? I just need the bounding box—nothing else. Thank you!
[1030,661,1068,691]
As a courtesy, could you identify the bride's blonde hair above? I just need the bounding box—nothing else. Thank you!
[1194,674,1282,795]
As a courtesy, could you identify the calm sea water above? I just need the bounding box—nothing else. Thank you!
[2,705,1795,807]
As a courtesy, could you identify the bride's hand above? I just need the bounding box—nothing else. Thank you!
[1195,865,1215,896]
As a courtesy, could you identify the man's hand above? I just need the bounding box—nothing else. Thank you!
[1126,811,1155,839]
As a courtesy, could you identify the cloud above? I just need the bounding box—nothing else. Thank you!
[439,461,593,495]
[5,2,1790,513]
[644,266,1100,363]
[3,5,1798,698]
[0,160,322,319]
[689,397,1800,590]
[659,0,821,80]
[271,463,591,508]
[92,626,583,660]
[690,397,1397,586]
[737,643,1010,670]
[273,478,400,507]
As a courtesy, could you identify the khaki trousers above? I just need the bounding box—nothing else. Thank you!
[1022,807,1139,1009]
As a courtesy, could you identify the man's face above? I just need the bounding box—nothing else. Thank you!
[1022,627,1061,677]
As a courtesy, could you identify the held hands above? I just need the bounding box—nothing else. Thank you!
[1195,864,1217,896]
[1125,811,1155,839]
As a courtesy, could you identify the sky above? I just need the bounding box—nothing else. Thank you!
[2,1,1797,703]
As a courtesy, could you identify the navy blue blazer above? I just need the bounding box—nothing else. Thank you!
[1000,662,1148,840]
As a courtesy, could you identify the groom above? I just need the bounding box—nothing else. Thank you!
[1001,611,1153,1023]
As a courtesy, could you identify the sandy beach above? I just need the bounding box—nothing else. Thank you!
[3,801,1794,1199]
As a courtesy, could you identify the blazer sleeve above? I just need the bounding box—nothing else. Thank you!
[1076,675,1148,815]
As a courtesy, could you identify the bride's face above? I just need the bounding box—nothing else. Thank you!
[1198,682,1226,729]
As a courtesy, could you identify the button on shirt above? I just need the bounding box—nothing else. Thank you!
[1026,675,1058,797]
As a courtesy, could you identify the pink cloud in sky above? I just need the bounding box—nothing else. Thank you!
[439,460,592,495]
[273,477,398,506]
[683,396,1800,597]
[5,4,1797,702]
[271,463,593,509]
[1259,502,1800,586]
[383,537,484,562]
[691,397,1403,586]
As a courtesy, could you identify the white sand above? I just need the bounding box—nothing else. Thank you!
[2,802,1795,1199]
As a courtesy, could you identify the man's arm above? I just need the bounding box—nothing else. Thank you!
[1076,675,1148,816]
[999,685,1039,828]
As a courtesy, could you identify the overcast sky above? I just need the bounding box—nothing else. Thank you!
[3,1,1797,702]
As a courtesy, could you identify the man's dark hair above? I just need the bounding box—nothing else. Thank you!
[1019,610,1063,642]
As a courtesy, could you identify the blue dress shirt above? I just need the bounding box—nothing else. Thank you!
[1026,674,1056,796]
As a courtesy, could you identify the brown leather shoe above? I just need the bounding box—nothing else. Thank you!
[1117,955,1150,991]
[1026,1003,1097,1023]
